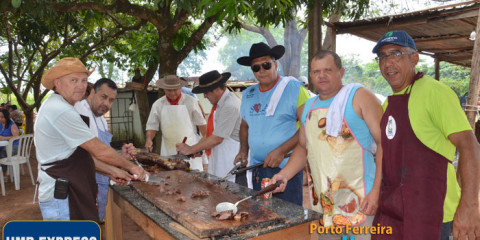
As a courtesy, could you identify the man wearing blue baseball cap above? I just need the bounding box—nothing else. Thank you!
[371,30,480,240]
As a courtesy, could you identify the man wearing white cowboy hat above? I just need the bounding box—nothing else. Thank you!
[176,70,250,187]
[145,75,206,171]
[233,42,310,206]
[35,57,147,222]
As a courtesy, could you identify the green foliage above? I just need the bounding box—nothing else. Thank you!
[321,0,371,19]
[218,30,280,80]
[418,61,470,96]
[201,0,301,33]
[341,53,471,97]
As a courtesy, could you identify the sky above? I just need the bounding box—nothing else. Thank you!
[198,0,467,74]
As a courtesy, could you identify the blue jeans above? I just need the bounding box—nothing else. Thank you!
[252,166,303,206]
[96,173,109,221]
[39,197,70,220]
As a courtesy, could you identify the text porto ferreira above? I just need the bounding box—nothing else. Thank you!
[310,223,393,235]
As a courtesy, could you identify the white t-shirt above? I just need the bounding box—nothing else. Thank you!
[74,99,108,136]
[34,94,95,201]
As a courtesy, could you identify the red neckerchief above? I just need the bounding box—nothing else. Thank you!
[166,93,182,105]
[259,75,281,92]
[205,104,217,156]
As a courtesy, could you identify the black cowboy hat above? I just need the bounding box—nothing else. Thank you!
[237,42,285,66]
[192,70,231,94]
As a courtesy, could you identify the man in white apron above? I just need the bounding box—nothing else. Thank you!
[270,50,384,240]
[145,75,206,171]
[176,70,250,187]
[74,78,137,221]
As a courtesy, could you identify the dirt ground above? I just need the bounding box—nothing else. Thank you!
[0,153,312,239]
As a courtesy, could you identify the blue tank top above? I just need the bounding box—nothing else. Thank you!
[0,121,19,146]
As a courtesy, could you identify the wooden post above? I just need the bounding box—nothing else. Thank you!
[466,8,480,130]
[435,57,440,81]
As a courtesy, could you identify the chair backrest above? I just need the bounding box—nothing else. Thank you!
[6,134,34,160]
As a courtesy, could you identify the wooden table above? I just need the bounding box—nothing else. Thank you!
[105,172,321,240]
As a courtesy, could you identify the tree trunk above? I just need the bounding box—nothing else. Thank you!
[242,19,307,79]
[308,0,323,91]
[466,7,480,130]
[283,20,306,78]
[323,13,341,51]
[24,108,34,134]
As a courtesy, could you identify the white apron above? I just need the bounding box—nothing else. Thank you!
[210,137,239,182]
[305,98,367,227]
[208,111,252,187]
[160,105,203,171]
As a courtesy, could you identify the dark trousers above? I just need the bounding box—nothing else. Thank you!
[441,221,453,240]
[252,166,303,206]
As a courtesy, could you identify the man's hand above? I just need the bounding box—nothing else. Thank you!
[270,173,288,193]
[176,143,192,155]
[234,151,248,167]
[452,200,480,240]
[122,143,136,160]
[263,148,285,168]
[107,166,134,184]
[359,188,379,216]
[144,139,153,152]
[129,165,149,181]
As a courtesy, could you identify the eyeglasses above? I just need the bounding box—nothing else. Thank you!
[375,50,413,63]
[251,61,273,72]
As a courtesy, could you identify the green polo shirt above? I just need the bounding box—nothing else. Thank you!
[383,75,471,222]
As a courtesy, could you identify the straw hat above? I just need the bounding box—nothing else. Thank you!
[41,57,94,90]
[156,75,185,89]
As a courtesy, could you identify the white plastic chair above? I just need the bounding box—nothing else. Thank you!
[0,134,35,196]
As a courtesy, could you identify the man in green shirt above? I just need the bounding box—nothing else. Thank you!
[371,30,480,240]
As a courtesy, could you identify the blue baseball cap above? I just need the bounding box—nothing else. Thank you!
[372,30,417,54]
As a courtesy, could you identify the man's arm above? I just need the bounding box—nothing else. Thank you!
[177,135,223,156]
[234,119,249,167]
[197,124,207,137]
[450,130,480,240]
[263,104,305,168]
[81,138,147,180]
[93,158,132,184]
[145,130,157,152]
[353,88,384,216]
[271,105,308,192]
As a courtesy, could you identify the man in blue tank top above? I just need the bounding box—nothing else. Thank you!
[271,50,384,239]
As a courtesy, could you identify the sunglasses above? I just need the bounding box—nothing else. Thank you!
[251,61,273,72]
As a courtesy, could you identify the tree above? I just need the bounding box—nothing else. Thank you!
[0,2,143,133]
[52,0,302,79]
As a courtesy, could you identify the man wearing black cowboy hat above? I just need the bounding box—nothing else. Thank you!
[176,70,249,186]
[233,42,310,206]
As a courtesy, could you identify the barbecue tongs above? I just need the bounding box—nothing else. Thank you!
[221,152,292,181]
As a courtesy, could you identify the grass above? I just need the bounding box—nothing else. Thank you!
[0,94,47,108]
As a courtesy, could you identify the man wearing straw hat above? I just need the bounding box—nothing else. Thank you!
[35,57,147,222]
[176,70,249,186]
[145,75,206,171]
